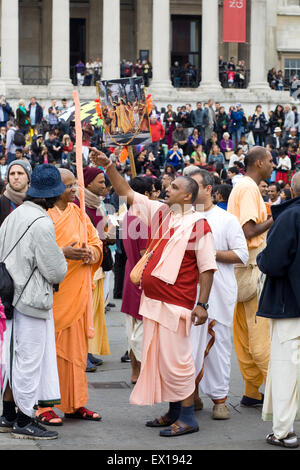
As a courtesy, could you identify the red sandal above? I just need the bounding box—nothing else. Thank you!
[36,408,63,426]
[64,407,101,421]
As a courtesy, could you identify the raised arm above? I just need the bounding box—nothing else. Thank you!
[89,147,135,206]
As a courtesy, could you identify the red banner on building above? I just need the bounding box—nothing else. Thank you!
[223,0,246,43]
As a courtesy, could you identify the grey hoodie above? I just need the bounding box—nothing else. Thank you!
[0,201,67,319]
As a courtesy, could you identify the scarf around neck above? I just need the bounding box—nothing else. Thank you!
[76,187,105,215]
[4,184,27,207]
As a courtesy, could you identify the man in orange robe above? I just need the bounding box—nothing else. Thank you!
[36,169,103,425]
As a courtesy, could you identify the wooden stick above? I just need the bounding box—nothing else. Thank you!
[73,90,95,339]
[128,146,137,179]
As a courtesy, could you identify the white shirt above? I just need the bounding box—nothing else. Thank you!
[198,205,249,326]
[0,164,7,180]
[229,153,245,168]
[277,156,291,171]
[232,174,244,186]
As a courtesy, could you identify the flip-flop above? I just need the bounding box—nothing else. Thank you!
[64,407,101,422]
[160,423,199,437]
[146,414,175,428]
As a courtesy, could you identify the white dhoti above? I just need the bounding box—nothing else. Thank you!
[262,319,300,440]
[190,318,232,401]
[1,309,60,418]
[125,315,143,362]
[103,270,113,305]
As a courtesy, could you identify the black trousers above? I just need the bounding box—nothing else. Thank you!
[113,250,127,299]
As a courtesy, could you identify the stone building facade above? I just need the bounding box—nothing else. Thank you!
[0,0,300,109]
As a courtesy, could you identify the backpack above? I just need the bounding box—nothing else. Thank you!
[13,130,26,147]
[0,216,45,320]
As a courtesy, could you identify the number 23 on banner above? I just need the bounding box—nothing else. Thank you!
[229,0,244,7]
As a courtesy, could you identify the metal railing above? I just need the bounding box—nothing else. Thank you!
[17,64,293,93]
[70,66,102,86]
[171,68,201,88]
[19,65,51,85]
[219,69,250,89]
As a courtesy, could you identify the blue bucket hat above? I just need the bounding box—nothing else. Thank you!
[26,164,66,199]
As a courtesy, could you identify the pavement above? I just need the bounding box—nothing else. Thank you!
[0,297,299,452]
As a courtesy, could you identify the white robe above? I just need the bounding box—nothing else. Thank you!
[2,309,60,418]
[263,318,300,439]
[191,205,248,398]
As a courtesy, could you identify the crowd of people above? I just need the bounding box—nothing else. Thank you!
[268,68,300,96]
[267,68,287,91]
[0,95,300,448]
[219,56,248,89]
[70,56,300,95]
[73,58,153,87]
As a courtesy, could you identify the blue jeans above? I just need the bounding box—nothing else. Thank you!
[232,129,242,150]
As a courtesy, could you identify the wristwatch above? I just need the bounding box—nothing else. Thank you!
[197,302,209,311]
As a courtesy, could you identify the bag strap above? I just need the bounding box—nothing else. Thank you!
[3,216,46,263]
[14,266,38,309]
[145,212,172,256]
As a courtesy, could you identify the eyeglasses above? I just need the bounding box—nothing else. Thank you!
[65,183,78,189]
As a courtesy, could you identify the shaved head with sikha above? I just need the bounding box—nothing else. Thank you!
[59,168,75,183]
[57,169,77,204]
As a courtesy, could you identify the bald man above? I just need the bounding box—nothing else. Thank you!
[227,147,274,407]
[36,169,103,425]
[257,172,300,448]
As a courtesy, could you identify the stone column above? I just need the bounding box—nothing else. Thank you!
[150,0,172,91]
[102,0,120,80]
[49,0,72,93]
[249,0,269,90]
[0,0,21,91]
[199,0,221,90]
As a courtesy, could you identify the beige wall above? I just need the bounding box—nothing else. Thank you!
[136,0,152,62]
[41,0,52,66]
[88,0,103,61]
[120,2,136,61]
[19,3,41,66]
[6,0,300,77]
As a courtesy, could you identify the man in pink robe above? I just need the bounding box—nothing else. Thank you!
[89,148,217,438]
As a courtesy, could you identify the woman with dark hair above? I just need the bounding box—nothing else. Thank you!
[164,106,177,149]
[251,105,267,146]
[280,188,292,202]
[143,59,152,87]
[16,99,30,135]
[267,68,278,89]
[273,105,285,130]
[216,106,230,141]
[165,163,177,175]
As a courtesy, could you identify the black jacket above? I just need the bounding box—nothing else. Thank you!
[0,195,11,226]
[257,197,300,319]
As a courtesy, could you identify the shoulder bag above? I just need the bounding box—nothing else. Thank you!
[130,214,170,286]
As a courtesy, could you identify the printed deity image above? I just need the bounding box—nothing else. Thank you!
[97,77,151,147]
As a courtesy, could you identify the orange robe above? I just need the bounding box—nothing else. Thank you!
[48,203,103,413]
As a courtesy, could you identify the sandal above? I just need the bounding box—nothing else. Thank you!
[36,408,63,426]
[146,414,175,428]
[160,422,199,437]
[266,432,299,448]
[64,407,101,422]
